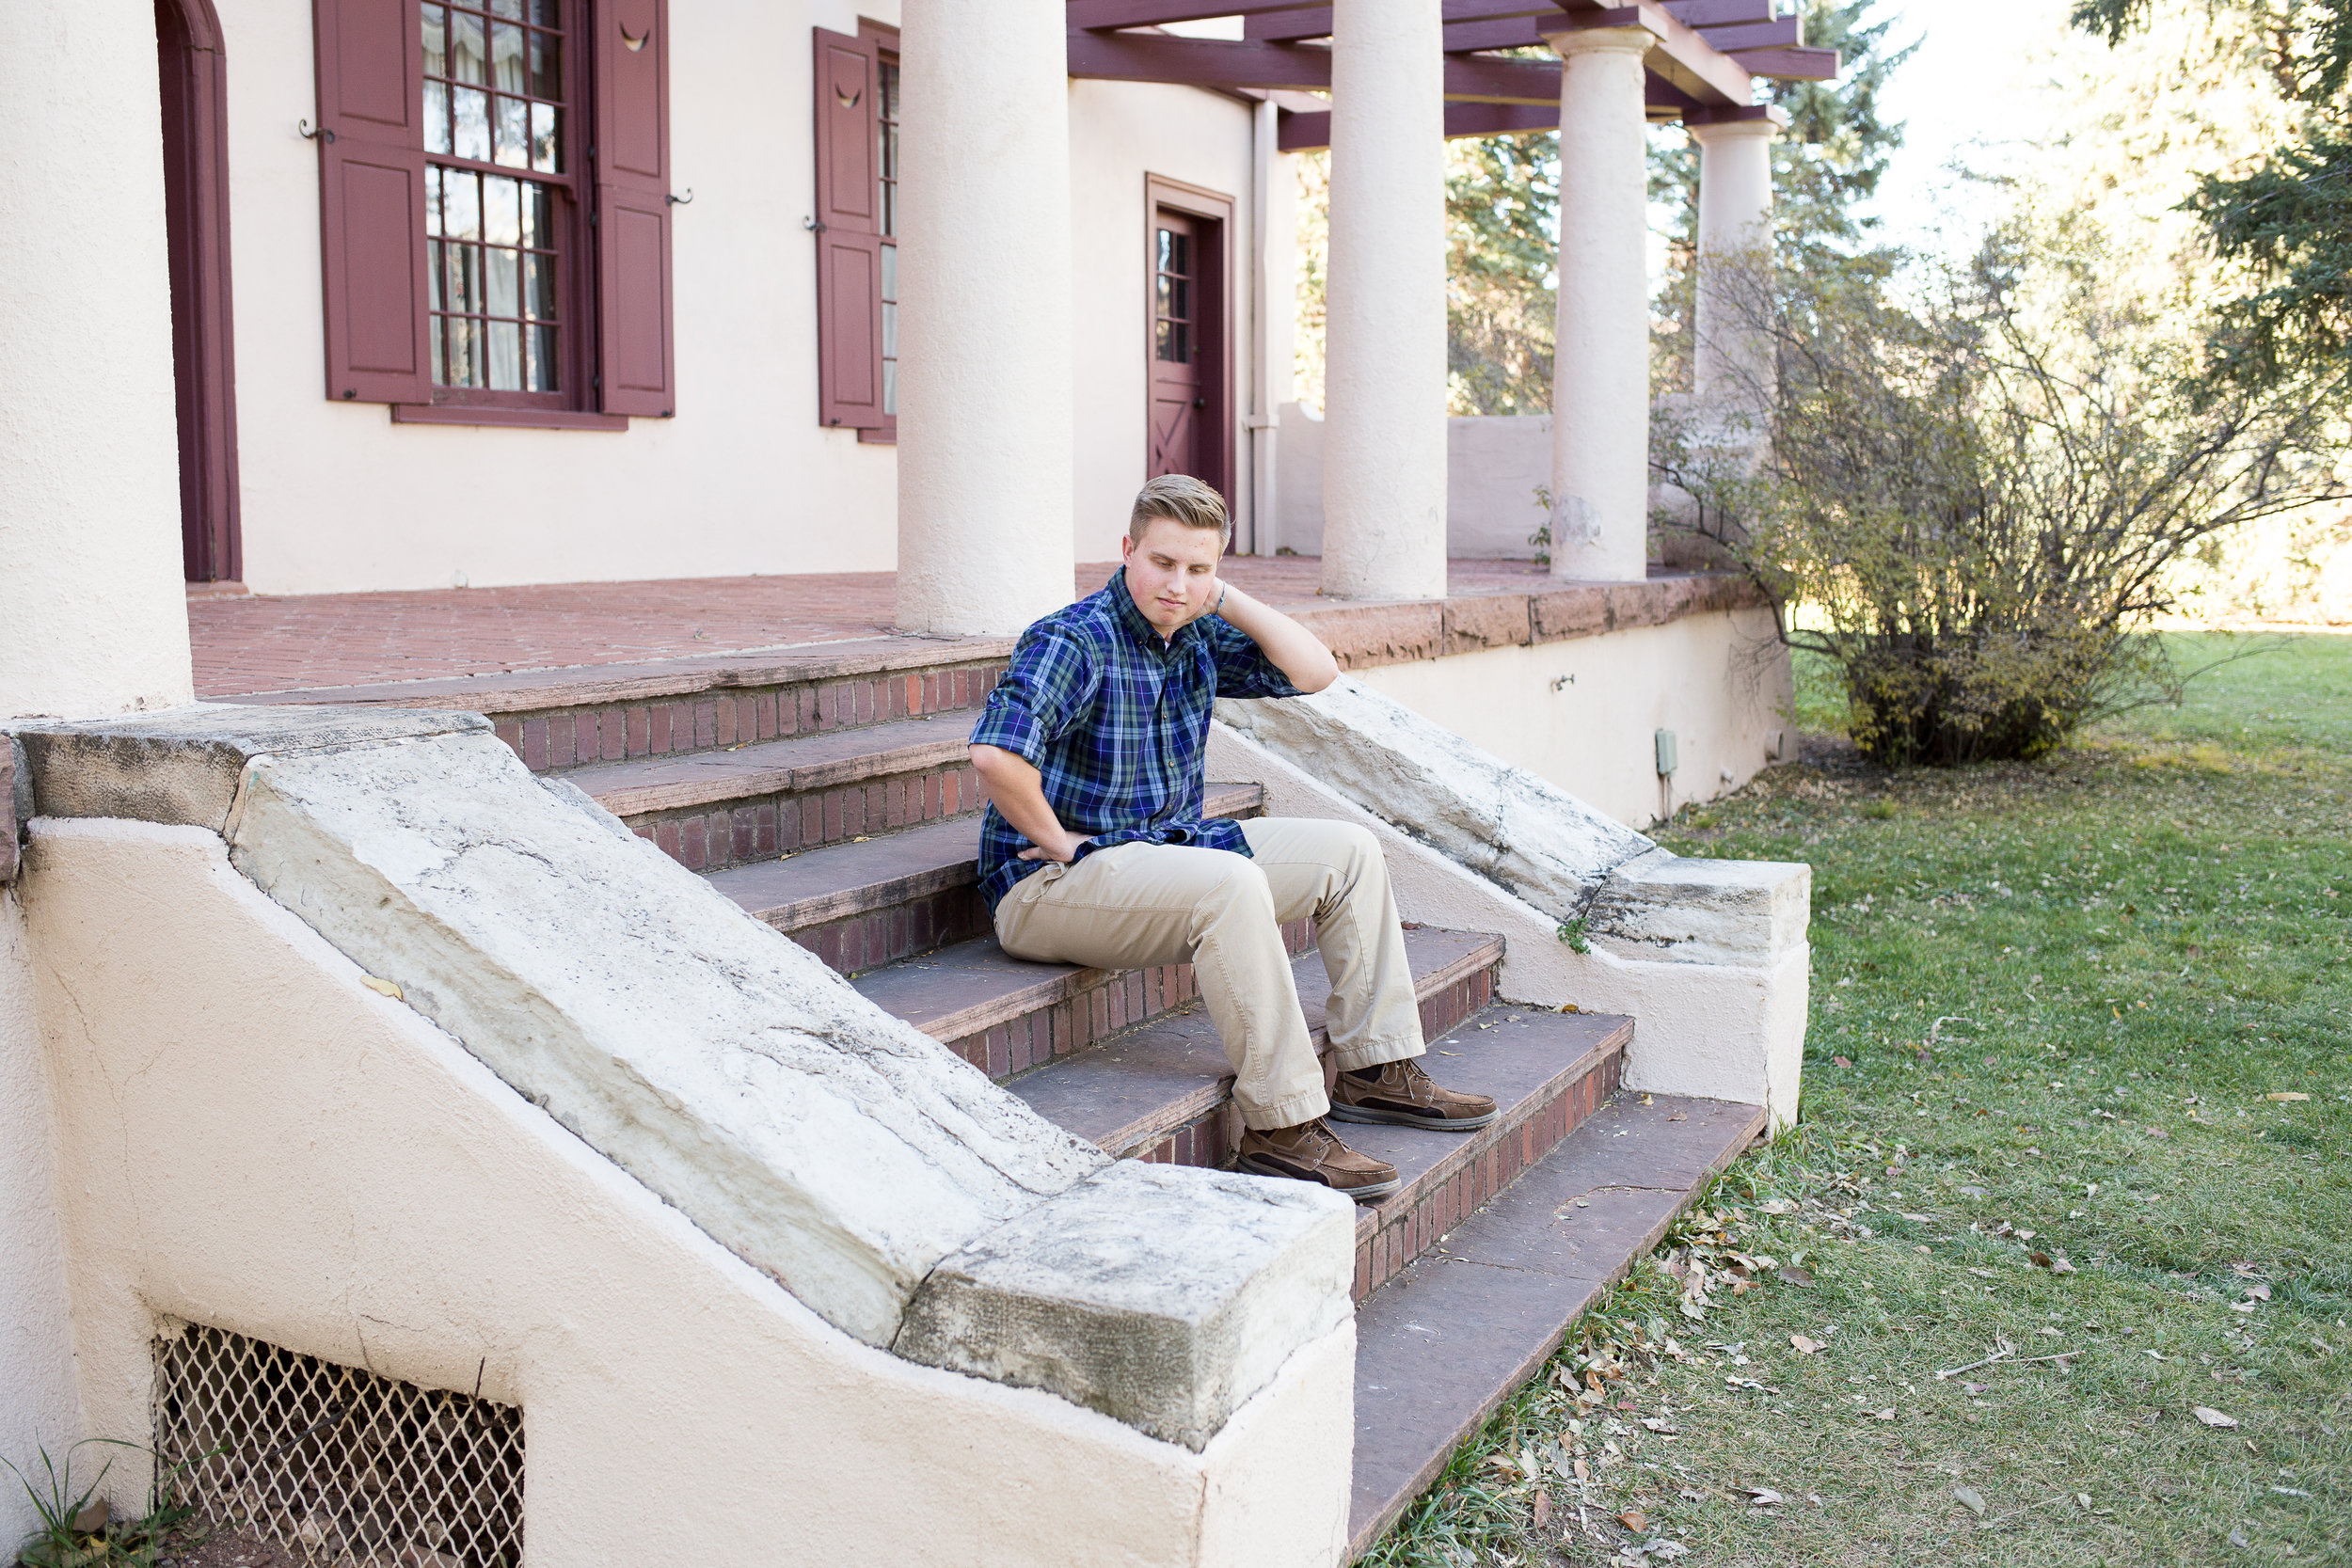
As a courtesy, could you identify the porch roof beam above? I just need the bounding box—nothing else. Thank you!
[1068,1,1567,32]
[1064,31,1570,103]
[1245,0,1776,43]
[1275,79,1717,150]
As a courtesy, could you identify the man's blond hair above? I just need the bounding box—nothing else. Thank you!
[1128,474,1231,548]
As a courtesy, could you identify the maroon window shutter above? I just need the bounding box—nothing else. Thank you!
[593,0,675,417]
[813,26,886,431]
[312,0,432,404]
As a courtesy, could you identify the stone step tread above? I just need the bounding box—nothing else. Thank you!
[567,713,967,816]
[1332,1006,1632,1243]
[708,781,1264,932]
[1346,1093,1769,1558]
[1002,927,1502,1156]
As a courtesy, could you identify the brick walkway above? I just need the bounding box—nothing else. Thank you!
[193,559,1560,699]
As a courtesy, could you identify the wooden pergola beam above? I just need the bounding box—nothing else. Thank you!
[1064,31,1568,103]
[1723,44,1836,78]
[1275,75,1703,150]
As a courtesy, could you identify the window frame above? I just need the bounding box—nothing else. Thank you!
[415,0,591,415]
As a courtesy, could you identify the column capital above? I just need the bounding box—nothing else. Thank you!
[1686,112,1785,146]
[1542,24,1653,59]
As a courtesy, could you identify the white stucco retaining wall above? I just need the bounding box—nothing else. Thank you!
[1353,608,1792,829]
[0,0,193,717]
[0,892,83,1547]
[23,817,1355,1566]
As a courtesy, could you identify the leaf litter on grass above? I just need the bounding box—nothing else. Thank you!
[1359,635,2352,1567]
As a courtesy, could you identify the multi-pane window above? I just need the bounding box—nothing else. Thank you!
[421,0,575,399]
[1155,228,1194,365]
[878,55,899,417]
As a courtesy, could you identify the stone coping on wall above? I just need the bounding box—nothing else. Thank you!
[201,566,1766,712]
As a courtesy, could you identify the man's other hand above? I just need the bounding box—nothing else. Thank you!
[1016,828,1091,864]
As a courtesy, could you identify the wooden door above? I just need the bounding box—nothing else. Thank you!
[1149,211,1202,480]
[1147,202,1228,500]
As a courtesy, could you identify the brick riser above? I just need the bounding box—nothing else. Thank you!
[939,919,1318,1080]
[1354,1044,1622,1300]
[626,763,983,874]
[1117,965,1497,1172]
[785,888,991,978]
[490,658,1008,775]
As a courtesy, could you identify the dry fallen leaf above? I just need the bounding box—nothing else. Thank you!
[1743,1488,1784,1507]
[2265,1091,2310,1102]
[359,975,404,1000]
[2051,1256,2077,1275]
[1790,1334,1824,1356]
[1616,1510,1647,1532]
[1777,1264,1815,1287]
[2192,1406,2239,1429]
[1963,1381,1991,1396]
[2245,1283,2273,1302]
[1952,1484,1987,1516]
[1870,1407,1896,1420]
[2029,1251,2055,1270]
[1531,1488,1550,1528]
[1640,1418,1677,1433]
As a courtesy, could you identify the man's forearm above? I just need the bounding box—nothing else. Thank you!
[1213,583,1340,693]
[970,744,1086,861]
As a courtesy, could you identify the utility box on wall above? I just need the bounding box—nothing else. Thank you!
[1654,728,1679,778]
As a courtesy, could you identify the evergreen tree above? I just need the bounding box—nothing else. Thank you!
[1445,132,1560,415]
[2074,0,2352,390]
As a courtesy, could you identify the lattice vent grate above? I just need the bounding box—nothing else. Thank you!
[152,1323,524,1568]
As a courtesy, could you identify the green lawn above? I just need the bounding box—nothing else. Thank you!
[1365,632,2352,1568]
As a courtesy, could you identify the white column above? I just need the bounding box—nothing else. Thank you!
[1320,0,1448,601]
[1690,116,1778,415]
[0,0,194,719]
[1545,26,1653,583]
[895,0,1074,635]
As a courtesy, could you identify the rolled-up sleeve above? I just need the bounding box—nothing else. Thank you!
[1205,616,1305,701]
[969,626,1098,765]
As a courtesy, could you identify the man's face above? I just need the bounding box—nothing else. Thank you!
[1120,516,1223,638]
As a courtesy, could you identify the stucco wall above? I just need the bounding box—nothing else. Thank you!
[0,893,83,1548]
[1271,404,1552,561]
[206,0,1262,594]
[24,816,1355,1565]
[1352,607,1792,828]
[0,0,193,717]
[1069,79,1260,564]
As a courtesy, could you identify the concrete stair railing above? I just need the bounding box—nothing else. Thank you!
[9,706,1356,1456]
[1212,676,1810,1128]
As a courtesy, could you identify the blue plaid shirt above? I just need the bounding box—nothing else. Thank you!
[969,568,1304,912]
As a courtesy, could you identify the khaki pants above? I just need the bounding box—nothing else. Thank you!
[993,817,1424,1130]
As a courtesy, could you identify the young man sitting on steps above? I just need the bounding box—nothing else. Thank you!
[967,474,1496,1204]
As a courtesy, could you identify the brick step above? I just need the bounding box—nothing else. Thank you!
[706,781,1265,976]
[1346,1093,1768,1559]
[236,635,1012,776]
[848,918,1317,1083]
[566,714,979,872]
[999,926,1502,1164]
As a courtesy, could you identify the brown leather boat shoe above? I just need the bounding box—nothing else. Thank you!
[1236,1117,1402,1203]
[1327,1057,1498,1131]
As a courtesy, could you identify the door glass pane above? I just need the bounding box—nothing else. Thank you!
[450,8,486,84]
[485,245,519,316]
[528,324,561,391]
[528,0,559,25]
[486,320,522,389]
[491,22,526,90]
[423,81,451,153]
[1165,276,1190,324]
[524,252,558,318]
[1163,230,1190,277]
[531,102,561,172]
[421,5,447,78]
[494,94,530,166]
[453,87,490,161]
[519,181,551,247]
[529,31,562,100]
[490,0,523,19]
[441,169,480,241]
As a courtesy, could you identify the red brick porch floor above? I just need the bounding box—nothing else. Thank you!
[191,559,1569,700]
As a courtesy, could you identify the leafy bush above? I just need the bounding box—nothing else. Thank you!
[1656,225,2349,764]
